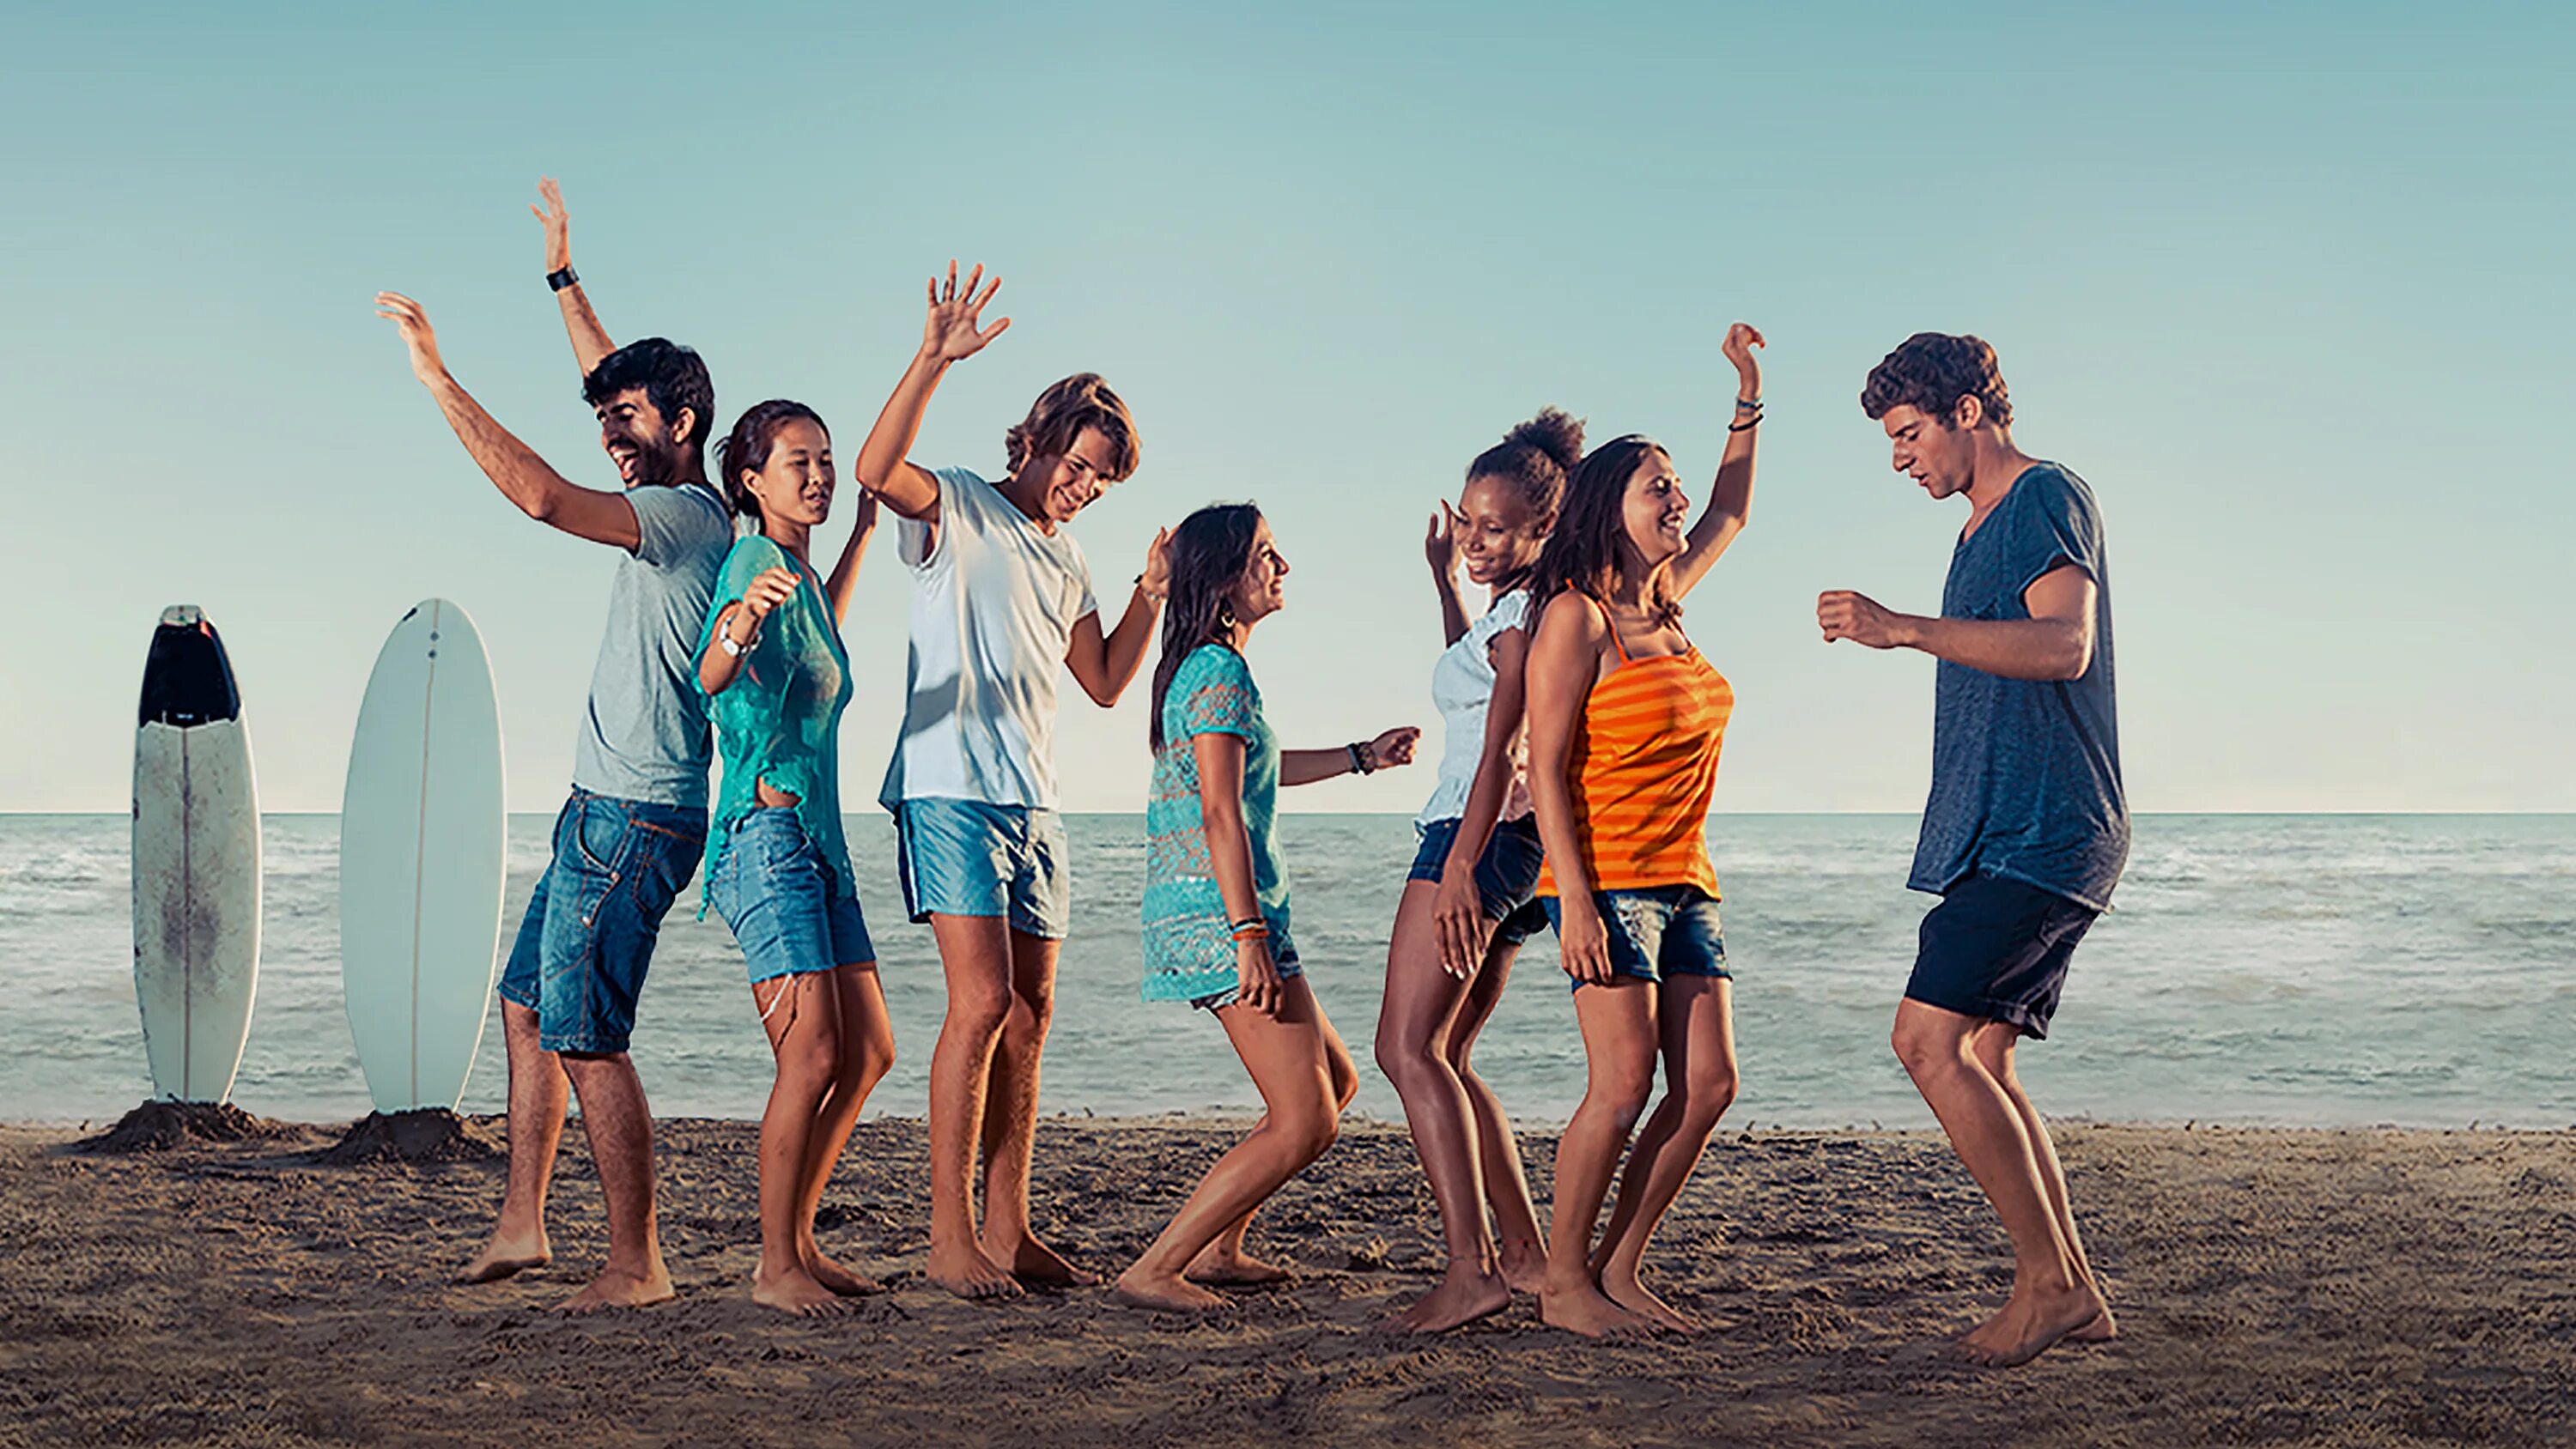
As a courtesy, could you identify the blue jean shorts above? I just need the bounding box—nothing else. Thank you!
[709,809,877,985]
[1188,935,1306,1012]
[1408,814,1551,947]
[1543,884,1729,991]
[895,797,1072,939]
[497,789,704,1054]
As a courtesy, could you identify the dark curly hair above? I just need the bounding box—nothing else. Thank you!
[581,336,716,474]
[1005,373,1139,482]
[1859,332,2013,428]
[1531,434,1681,627]
[1149,503,1265,752]
[1467,406,1585,518]
[715,399,828,522]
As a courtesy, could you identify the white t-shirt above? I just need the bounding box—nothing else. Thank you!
[880,466,1099,810]
[1416,588,1534,828]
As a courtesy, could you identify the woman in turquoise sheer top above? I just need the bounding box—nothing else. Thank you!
[695,399,894,1316]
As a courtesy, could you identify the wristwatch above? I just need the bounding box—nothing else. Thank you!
[719,614,759,657]
[547,266,580,293]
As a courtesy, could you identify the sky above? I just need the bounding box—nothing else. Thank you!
[3,1,2570,814]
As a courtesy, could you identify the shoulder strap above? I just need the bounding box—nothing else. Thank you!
[1584,592,1632,664]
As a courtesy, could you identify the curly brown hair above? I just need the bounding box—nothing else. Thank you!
[1004,373,1139,482]
[1860,333,2013,428]
[1467,406,1586,517]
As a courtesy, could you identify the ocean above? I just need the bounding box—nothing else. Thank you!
[5,814,2571,1128]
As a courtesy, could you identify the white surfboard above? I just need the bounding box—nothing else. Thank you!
[338,598,506,1113]
[132,606,262,1104]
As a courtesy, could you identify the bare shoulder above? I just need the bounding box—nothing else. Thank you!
[1534,591,1607,645]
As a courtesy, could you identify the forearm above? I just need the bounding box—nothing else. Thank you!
[1093,588,1163,702]
[1899,613,2091,681]
[1528,772,1598,903]
[824,525,875,623]
[695,603,757,694]
[855,350,947,512]
[556,283,615,378]
[1443,750,1515,879]
[1199,801,1264,925]
[423,372,576,522]
[1432,568,1470,647]
[1279,748,1358,787]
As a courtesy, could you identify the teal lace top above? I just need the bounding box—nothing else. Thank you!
[1141,644,1289,1001]
[694,534,854,914]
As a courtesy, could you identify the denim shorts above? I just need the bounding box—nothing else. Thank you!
[709,809,876,985]
[1543,884,1729,991]
[1905,873,2097,1040]
[1188,938,1306,1012]
[895,797,1072,939]
[1408,814,1550,947]
[497,789,703,1054]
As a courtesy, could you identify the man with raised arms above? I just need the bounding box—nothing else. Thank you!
[1819,332,2128,1367]
[855,263,1170,1299]
[376,178,732,1309]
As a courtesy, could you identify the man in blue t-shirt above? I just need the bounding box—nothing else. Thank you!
[376,182,731,1311]
[1818,332,2128,1369]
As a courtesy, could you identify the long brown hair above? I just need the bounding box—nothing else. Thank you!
[1148,503,1264,751]
[1529,434,1680,625]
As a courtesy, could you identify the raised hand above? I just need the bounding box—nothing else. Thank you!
[375,291,448,387]
[1139,526,1174,599]
[1425,501,1461,579]
[532,178,572,276]
[1367,726,1423,770]
[920,260,1011,363]
[1722,321,1766,393]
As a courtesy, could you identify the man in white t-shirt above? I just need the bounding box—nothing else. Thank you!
[856,261,1171,1299]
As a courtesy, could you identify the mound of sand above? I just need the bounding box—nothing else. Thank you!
[313,1108,501,1166]
[75,1100,283,1154]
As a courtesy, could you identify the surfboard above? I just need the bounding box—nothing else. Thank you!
[132,606,262,1104]
[337,598,507,1113]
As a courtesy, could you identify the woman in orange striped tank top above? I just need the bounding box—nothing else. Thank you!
[1525,322,1765,1337]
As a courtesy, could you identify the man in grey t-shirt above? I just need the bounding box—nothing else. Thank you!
[377,185,729,1310]
[1819,333,2124,1368]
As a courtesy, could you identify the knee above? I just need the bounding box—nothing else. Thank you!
[1588,1070,1656,1131]
[843,1023,896,1093]
[1373,1033,1437,1092]
[1891,1022,1960,1082]
[1284,1102,1340,1165]
[1678,1067,1740,1134]
[942,984,1014,1044]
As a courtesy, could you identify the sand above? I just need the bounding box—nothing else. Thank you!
[2,1117,2569,1448]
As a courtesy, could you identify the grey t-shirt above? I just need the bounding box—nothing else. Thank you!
[569,482,734,809]
[1909,464,2128,912]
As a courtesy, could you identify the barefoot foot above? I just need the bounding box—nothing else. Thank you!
[804,1249,884,1297]
[1949,1280,2108,1367]
[1540,1282,1653,1338]
[928,1240,1026,1301]
[1185,1246,1293,1288]
[457,1227,552,1285]
[754,1266,855,1317]
[984,1231,1098,1288]
[1113,1266,1229,1313]
[1600,1270,1700,1334]
[556,1264,673,1313]
[2066,1306,2118,1343]
[1379,1269,1510,1334]
[1497,1238,1548,1296]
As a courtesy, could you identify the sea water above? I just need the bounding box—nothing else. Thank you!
[3,814,2570,1127]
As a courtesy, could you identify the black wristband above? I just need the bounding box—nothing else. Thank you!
[547,266,580,293]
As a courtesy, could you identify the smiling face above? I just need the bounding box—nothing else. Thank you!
[595,386,690,486]
[1226,518,1291,627]
[1880,402,1976,500]
[1455,474,1551,586]
[1618,447,1690,568]
[741,417,835,529]
[1026,425,1122,524]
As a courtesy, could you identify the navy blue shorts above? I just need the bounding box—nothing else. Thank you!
[1905,874,2098,1040]
[1407,815,1550,947]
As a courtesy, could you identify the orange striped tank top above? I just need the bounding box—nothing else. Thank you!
[1538,600,1733,899]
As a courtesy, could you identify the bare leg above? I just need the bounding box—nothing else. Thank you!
[554,1052,671,1311]
[924,913,1022,1300]
[750,972,852,1316]
[459,999,566,1282]
[1970,1022,2115,1343]
[978,931,1093,1286]
[1592,976,1737,1331]
[1374,882,1510,1332]
[1448,937,1546,1293]
[798,963,896,1295]
[1115,982,1348,1312]
[1893,998,2103,1366]
[1540,980,1658,1338]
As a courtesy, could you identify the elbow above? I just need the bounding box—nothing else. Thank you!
[521,488,560,524]
[2052,633,2094,682]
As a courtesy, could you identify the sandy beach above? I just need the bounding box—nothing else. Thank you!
[2,1116,2568,1448]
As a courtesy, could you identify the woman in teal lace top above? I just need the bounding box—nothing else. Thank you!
[694,400,895,1317]
[1113,503,1421,1311]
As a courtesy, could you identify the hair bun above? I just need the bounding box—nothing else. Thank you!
[1505,407,1586,476]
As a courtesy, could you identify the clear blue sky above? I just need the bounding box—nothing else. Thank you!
[5,1,2569,813]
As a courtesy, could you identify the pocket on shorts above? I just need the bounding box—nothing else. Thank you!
[574,800,632,875]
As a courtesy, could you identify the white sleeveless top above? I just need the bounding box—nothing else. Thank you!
[1416,589,1534,828]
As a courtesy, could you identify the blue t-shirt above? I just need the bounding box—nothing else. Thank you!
[1140,645,1288,1002]
[570,482,735,809]
[1910,464,2129,912]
